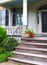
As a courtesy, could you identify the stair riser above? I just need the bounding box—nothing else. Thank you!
[21,39,47,43]
[8,59,36,65]
[16,49,47,55]
[8,60,35,65]
[19,44,47,48]
[14,54,47,62]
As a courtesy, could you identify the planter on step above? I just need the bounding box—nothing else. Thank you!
[25,29,34,38]
[29,33,34,38]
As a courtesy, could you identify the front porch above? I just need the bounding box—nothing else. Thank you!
[1,0,47,34]
[0,0,41,34]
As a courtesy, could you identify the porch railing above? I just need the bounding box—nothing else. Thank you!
[5,25,27,35]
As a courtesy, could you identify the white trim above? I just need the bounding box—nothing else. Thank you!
[38,11,42,33]
[39,10,47,33]
[9,10,13,27]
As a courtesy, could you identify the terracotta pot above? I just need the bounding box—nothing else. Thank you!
[25,32,34,38]
[29,33,34,38]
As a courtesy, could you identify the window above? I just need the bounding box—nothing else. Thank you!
[5,10,9,26]
[17,14,23,25]
[0,10,6,26]
[12,8,17,26]
[0,9,9,26]
[12,8,23,26]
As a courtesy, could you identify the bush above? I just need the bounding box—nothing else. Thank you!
[2,37,19,51]
[7,51,15,57]
[0,26,7,43]
[0,47,6,54]
[0,52,15,63]
[0,54,6,63]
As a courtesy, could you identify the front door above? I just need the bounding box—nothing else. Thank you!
[42,12,47,32]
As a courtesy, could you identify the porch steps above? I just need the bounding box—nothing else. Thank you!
[8,37,47,65]
[21,37,47,43]
[18,42,47,49]
[18,41,47,45]
[16,47,47,52]
[12,51,47,61]
[21,37,47,41]
[8,57,47,65]
[15,47,47,54]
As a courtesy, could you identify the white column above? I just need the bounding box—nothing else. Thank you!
[9,10,12,27]
[23,0,27,25]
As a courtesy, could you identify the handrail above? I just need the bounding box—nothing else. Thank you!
[6,25,23,35]
[10,25,21,37]
[5,25,27,37]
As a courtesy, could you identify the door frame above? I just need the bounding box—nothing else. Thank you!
[38,10,47,33]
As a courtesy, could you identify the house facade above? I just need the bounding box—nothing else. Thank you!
[0,0,47,34]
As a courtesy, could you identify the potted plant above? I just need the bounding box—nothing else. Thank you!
[25,29,34,38]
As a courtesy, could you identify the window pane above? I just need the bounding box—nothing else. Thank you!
[5,10,9,26]
[2,19,5,26]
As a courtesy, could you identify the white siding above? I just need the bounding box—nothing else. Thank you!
[28,10,37,33]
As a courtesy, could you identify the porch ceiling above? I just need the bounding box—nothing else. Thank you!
[0,0,41,9]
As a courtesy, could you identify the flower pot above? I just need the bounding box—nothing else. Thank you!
[29,33,34,38]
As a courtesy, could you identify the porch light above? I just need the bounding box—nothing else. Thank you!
[0,0,11,3]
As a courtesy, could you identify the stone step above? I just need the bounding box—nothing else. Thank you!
[15,47,47,54]
[18,42,47,48]
[8,57,47,65]
[21,37,47,41]
[12,51,47,62]
[21,37,47,43]
[19,41,47,45]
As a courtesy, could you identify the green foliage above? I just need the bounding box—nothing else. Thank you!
[0,47,6,54]
[7,52,15,57]
[0,52,15,63]
[0,26,7,43]
[0,27,18,63]
[25,29,34,34]
[2,37,19,51]
[17,64,21,65]
[0,54,6,63]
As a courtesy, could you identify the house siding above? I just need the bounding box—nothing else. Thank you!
[28,6,37,33]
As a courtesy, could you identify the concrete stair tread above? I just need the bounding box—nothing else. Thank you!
[12,51,47,58]
[21,37,47,40]
[16,47,47,51]
[19,41,47,46]
[8,57,47,65]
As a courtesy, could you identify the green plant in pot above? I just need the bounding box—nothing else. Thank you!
[25,29,34,38]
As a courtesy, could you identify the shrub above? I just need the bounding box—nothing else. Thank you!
[0,26,7,43]
[0,47,6,54]
[0,54,6,63]
[0,52,15,63]
[7,51,15,57]
[2,37,19,51]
